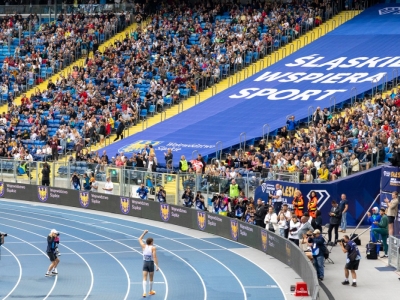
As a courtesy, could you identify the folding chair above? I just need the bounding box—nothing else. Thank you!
[322,223,335,264]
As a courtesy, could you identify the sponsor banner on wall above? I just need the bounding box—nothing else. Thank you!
[195,211,233,240]
[237,222,260,249]
[37,186,79,207]
[381,166,400,193]
[1,182,33,200]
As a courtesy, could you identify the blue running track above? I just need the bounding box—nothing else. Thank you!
[0,200,286,300]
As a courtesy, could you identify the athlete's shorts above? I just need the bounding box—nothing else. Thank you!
[143,261,155,272]
[47,252,57,262]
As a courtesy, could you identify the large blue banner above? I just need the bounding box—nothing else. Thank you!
[100,4,400,166]
[255,167,381,226]
[381,166,400,192]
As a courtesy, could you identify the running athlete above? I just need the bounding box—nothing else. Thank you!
[46,229,60,276]
[138,230,159,298]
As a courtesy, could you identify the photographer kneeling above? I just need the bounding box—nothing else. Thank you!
[340,235,361,287]
[308,229,326,281]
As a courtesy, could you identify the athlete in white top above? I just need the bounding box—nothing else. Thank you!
[138,230,159,298]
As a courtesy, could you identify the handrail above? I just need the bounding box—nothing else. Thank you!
[371,78,378,98]
[338,15,343,26]
[265,56,271,67]
[228,76,233,87]
[236,72,241,84]
[317,27,322,38]
[211,84,217,95]
[195,93,201,105]
[308,106,315,125]
[273,51,279,63]
[325,23,329,33]
[296,39,301,51]
[281,47,286,59]
[160,110,166,122]
[251,63,256,76]
[191,150,199,160]
[393,69,399,93]
[332,19,337,29]
[141,118,148,131]
[262,123,270,141]
[289,43,294,55]
[310,31,315,42]
[243,68,248,79]
[178,101,184,113]
[239,132,247,152]
[350,87,357,106]
[260,59,264,70]
[382,73,388,92]
[330,96,336,113]
[215,141,223,161]
[303,35,308,45]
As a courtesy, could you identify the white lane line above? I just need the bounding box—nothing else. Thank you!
[1,246,22,300]
[0,216,128,300]
[1,211,163,300]
[0,230,57,300]
[131,282,165,284]
[0,209,214,300]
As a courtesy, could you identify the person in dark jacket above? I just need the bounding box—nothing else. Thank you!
[113,117,125,141]
[254,199,268,227]
[308,229,326,281]
[41,163,51,186]
[328,200,342,246]
[45,229,60,277]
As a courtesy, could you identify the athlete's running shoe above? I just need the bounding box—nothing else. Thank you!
[143,293,146,298]
[149,291,156,296]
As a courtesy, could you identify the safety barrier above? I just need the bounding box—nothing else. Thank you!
[0,180,319,299]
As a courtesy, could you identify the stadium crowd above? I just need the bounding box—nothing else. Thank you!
[0,11,130,104]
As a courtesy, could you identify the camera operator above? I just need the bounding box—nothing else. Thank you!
[340,235,361,287]
[182,187,194,207]
[0,232,7,246]
[194,191,206,211]
[46,229,60,277]
[233,197,247,220]
[156,186,166,203]
[308,229,326,281]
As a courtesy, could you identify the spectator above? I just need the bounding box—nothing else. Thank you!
[271,184,283,214]
[288,215,301,246]
[297,216,314,240]
[264,206,278,233]
[383,191,399,236]
[194,191,205,211]
[182,187,194,208]
[103,176,114,195]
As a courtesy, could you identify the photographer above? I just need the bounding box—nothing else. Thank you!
[308,229,326,281]
[137,183,149,200]
[0,232,6,246]
[156,186,166,203]
[70,172,81,190]
[340,235,361,287]
[182,187,194,207]
[46,229,60,277]
[194,191,206,211]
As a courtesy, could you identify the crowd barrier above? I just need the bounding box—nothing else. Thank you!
[0,180,319,299]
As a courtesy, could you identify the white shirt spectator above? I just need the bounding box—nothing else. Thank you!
[104,181,114,194]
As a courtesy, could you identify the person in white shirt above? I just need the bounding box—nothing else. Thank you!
[102,177,113,194]
[288,215,301,246]
[271,184,283,214]
[264,206,278,232]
